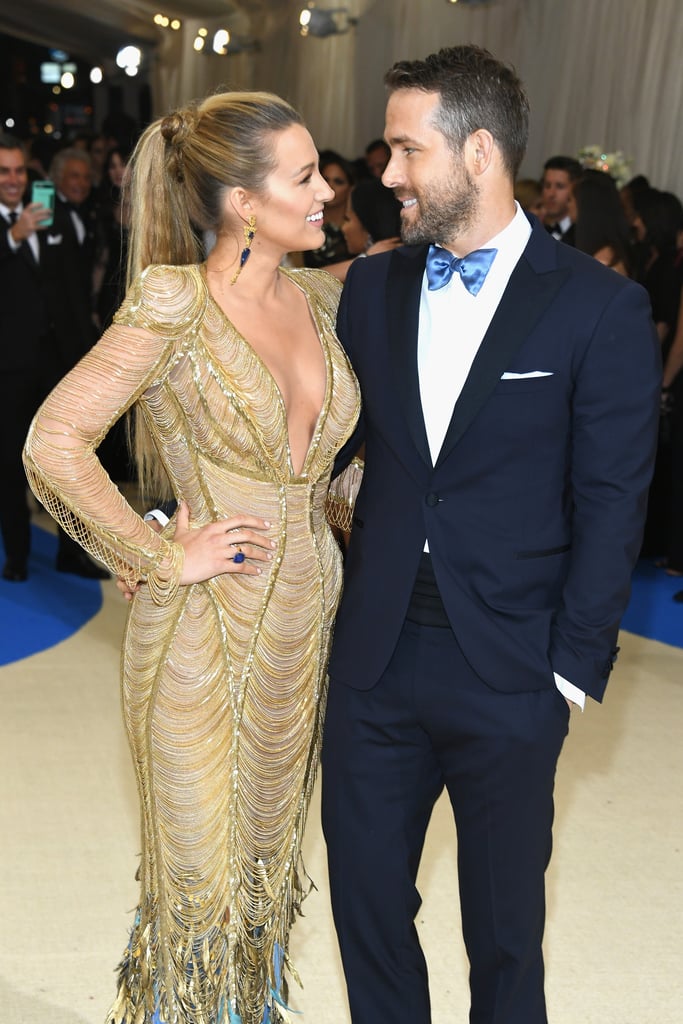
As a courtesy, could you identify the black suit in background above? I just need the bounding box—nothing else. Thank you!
[0,202,101,576]
[41,195,98,371]
[0,217,60,571]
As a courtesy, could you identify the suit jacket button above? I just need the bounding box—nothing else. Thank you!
[425,492,440,507]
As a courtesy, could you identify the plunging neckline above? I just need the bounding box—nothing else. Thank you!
[199,264,330,479]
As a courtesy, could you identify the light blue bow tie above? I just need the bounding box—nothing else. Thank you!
[426,244,498,295]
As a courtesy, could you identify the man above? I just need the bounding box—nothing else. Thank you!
[321,47,660,1024]
[0,134,106,580]
[45,147,99,374]
[541,154,582,242]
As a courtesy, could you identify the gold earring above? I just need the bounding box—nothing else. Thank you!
[230,215,257,285]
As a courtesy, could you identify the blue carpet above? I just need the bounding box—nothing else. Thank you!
[620,558,682,649]
[0,525,103,666]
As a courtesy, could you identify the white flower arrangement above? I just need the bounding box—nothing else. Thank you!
[577,145,633,189]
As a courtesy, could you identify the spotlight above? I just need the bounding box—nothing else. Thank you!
[116,45,142,71]
[90,66,103,84]
[213,29,230,54]
[299,5,357,37]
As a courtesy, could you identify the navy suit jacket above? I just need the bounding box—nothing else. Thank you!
[328,219,661,702]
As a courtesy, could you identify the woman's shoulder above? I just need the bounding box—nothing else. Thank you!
[113,264,207,335]
[283,266,342,314]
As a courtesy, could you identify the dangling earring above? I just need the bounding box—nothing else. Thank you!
[230,215,257,285]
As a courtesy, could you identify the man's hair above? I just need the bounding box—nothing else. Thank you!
[543,155,582,181]
[0,132,24,153]
[384,45,529,179]
[49,146,92,185]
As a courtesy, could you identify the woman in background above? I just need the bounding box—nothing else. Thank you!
[569,169,633,276]
[304,149,354,267]
[325,177,402,282]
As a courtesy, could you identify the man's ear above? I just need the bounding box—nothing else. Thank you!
[465,129,495,176]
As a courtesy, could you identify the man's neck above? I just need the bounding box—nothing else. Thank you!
[443,196,517,257]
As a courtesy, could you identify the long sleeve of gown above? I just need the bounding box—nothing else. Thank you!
[22,265,199,597]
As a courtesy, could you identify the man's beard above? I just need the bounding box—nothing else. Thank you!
[400,169,480,247]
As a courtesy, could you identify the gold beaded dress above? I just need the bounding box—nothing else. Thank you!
[23,264,360,1024]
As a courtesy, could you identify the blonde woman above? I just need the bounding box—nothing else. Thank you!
[23,92,360,1024]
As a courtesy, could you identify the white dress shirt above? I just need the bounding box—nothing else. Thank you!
[417,202,584,709]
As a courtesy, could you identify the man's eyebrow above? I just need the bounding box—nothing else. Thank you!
[386,134,418,147]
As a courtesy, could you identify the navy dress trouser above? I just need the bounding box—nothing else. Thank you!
[322,620,570,1024]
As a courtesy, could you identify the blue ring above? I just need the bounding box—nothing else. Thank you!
[233,552,245,564]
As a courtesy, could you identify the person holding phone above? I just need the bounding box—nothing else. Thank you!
[0,133,107,581]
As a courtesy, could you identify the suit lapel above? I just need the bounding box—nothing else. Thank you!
[436,224,570,468]
[386,244,432,465]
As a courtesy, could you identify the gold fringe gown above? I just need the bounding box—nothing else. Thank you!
[23,265,360,1024]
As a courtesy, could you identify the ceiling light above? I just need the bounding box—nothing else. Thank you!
[299,5,357,38]
[116,45,142,71]
[90,66,103,84]
[213,29,230,54]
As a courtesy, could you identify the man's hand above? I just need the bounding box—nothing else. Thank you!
[10,203,52,241]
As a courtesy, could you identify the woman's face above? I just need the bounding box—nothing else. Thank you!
[321,162,351,212]
[245,124,334,254]
[342,193,370,255]
[108,153,127,190]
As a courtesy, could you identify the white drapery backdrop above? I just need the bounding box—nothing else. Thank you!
[150,0,683,195]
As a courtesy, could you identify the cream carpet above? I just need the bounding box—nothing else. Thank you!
[1,577,681,1024]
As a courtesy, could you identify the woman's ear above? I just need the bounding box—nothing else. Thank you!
[227,187,254,222]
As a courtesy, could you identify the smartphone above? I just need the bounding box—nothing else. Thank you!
[31,179,56,227]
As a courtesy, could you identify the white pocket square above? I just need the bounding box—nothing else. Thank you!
[500,370,553,379]
[46,234,63,245]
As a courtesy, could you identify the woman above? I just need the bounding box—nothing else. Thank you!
[325,178,402,283]
[303,150,354,268]
[23,92,360,1024]
[568,170,633,276]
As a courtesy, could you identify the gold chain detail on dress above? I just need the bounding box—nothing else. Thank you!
[23,263,361,1024]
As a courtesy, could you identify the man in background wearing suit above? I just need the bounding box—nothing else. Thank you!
[541,154,582,244]
[322,47,660,1024]
[0,135,106,581]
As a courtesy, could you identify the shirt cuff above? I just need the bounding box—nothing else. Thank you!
[144,509,170,528]
[554,672,585,711]
[7,227,20,252]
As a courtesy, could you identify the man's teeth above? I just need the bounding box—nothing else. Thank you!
[402,198,417,208]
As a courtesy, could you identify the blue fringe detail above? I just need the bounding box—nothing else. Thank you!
[228,1004,243,1024]
[269,987,301,1015]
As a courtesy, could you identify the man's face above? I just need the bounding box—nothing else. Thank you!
[56,159,92,205]
[382,89,479,249]
[0,148,28,210]
[541,169,572,221]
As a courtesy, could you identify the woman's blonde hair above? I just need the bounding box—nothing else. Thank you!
[124,91,304,498]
